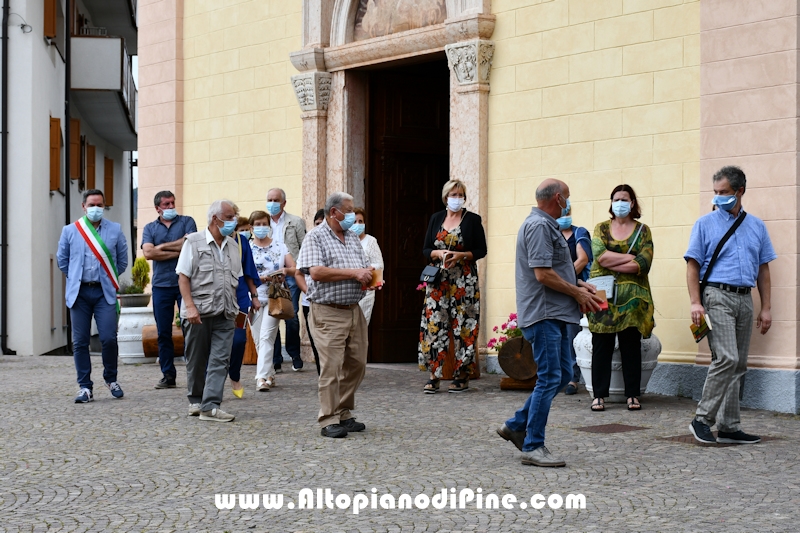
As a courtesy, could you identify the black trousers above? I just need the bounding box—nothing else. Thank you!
[591,327,642,399]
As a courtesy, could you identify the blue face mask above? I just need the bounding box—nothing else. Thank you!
[239,231,251,240]
[612,201,632,218]
[336,209,357,231]
[85,206,104,222]
[265,201,282,216]
[162,208,178,221]
[218,219,237,237]
[350,223,365,236]
[558,196,571,218]
[253,226,271,239]
[556,216,572,230]
[712,195,737,212]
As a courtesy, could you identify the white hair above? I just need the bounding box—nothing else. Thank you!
[267,187,287,202]
[207,199,236,225]
[324,192,354,214]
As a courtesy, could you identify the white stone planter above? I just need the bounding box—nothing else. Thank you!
[118,307,157,365]
[575,317,661,402]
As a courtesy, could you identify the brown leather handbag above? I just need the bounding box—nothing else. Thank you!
[267,279,295,320]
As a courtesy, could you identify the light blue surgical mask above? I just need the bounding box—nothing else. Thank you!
[265,201,282,216]
[162,208,178,221]
[557,196,571,218]
[239,231,251,240]
[253,226,271,239]
[447,197,465,212]
[350,223,365,236]
[556,216,572,230]
[712,195,737,212]
[85,206,104,222]
[218,219,237,237]
[612,200,632,218]
[336,209,357,231]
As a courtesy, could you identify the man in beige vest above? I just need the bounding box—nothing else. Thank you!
[176,199,245,422]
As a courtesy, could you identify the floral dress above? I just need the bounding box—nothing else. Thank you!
[418,226,480,378]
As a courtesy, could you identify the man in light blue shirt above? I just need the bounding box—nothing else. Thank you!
[685,166,776,445]
[57,189,129,403]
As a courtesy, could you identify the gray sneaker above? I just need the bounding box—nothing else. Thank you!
[496,423,525,451]
[199,408,235,422]
[187,403,201,417]
[521,446,566,467]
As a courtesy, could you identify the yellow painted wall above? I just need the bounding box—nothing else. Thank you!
[182,1,303,224]
[487,0,701,362]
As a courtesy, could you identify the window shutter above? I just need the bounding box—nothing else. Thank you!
[49,117,61,191]
[104,157,114,206]
[44,0,57,39]
[70,118,80,179]
[86,144,96,189]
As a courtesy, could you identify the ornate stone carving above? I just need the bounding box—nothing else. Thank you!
[445,39,494,85]
[291,71,333,112]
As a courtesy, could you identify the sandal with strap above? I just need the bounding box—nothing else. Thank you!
[423,378,440,394]
[591,398,605,412]
[627,397,641,411]
[448,377,470,393]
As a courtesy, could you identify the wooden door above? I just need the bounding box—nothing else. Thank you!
[366,59,450,363]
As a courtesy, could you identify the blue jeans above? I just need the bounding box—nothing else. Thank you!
[273,277,302,369]
[71,284,119,389]
[152,285,182,379]
[505,319,572,451]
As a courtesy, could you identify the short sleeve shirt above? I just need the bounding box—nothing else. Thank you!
[684,209,777,287]
[250,240,290,300]
[141,215,198,287]
[296,221,368,305]
[516,207,580,328]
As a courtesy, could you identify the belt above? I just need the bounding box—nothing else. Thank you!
[706,282,751,295]
[319,303,359,310]
[81,281,101,287]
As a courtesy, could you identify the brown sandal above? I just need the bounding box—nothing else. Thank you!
[591,398,605,412]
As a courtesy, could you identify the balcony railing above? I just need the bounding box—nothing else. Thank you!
[80,0,137,54]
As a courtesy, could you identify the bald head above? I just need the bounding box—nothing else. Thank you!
[536,179,570,219]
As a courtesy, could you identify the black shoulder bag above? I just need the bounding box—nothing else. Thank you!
[699,211,747,304]
[420,212,464,287]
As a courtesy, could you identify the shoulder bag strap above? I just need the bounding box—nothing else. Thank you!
[627,223,644,255]
[700,211,747,291]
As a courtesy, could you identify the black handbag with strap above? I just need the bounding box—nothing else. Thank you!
[699,211,747,304]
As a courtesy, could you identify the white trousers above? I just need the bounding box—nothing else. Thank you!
[255,311,280,381]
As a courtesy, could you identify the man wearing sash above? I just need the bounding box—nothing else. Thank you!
[57,189,129,403]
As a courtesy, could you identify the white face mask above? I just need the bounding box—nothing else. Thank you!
[447,197,465,212]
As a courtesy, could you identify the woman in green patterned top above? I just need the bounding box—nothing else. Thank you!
[587,184,654,412]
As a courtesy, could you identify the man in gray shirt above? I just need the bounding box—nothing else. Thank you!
[497,179,601,467]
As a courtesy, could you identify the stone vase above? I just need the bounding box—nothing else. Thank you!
[574,317,661,402]
[118,307,157,365]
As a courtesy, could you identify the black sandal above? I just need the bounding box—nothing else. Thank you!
[627,397,641,411]
[591,398,605,412]
[448,377,470,393]
[423,379,440,394]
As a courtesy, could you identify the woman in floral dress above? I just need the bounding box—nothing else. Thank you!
[418,180,487,393]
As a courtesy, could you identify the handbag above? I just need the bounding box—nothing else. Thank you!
[420,264,442,285]
[267,279,295,320]
[699,211,747,304]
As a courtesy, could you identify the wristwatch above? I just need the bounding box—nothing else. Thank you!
[251,293,259,299]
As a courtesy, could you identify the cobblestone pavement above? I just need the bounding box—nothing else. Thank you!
[2,355,799,532]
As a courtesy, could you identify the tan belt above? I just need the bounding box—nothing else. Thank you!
[318,302,359,310]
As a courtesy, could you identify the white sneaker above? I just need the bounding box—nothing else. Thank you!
[188,403,201,417]
[199,408,235,422]
[266,376,275,388]
[257,378,271,391]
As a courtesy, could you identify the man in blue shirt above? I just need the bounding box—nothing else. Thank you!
[685,166,776,445]
[142,191,197,389]
[57,189,128,403]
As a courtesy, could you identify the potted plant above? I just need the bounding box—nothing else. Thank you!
[118,257,151,307]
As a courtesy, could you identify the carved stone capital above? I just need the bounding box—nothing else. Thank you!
[291,71,333,112]
[290,47,326,73]
[445,39,494,86]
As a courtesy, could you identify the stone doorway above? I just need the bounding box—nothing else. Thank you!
[363,56,451,363]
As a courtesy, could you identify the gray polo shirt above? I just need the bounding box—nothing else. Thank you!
[516,207,580,328]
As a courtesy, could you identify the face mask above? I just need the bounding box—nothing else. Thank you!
[161,208,178,221]
[253,226,271,239]
[336,210,357,231]
[218,219,237,237]
[447,197,465,212]
[85,206,104,222]
[712,195,737,212]
[239,231,251,240]
[558,196,571,218]
[265,201,282,216]
[556,216,572,230]
[350,223,365,236]
[612,201,632,218]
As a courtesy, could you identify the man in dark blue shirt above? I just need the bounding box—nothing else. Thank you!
[142,191,198,389]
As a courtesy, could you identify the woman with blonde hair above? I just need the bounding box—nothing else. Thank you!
[418,180,487,393]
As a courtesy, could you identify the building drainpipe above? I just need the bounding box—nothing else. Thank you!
[64,0,72,353]
[1,0,15,355]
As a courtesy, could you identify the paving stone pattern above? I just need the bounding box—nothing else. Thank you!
[2,356,799,532]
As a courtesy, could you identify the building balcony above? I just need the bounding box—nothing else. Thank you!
[71,36,137,151]
[80,0,137,54]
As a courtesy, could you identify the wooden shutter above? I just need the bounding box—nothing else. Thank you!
[44,0,57,38]
[104,157,114,206]
[69,119,80,179]
[49,117,61,191]
[86,144,96,189]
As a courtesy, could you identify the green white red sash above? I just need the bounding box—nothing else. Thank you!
[75,216,120,291]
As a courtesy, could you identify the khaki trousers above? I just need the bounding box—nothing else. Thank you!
[309,302,368,427]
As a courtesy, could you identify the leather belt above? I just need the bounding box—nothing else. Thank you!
[81,281,101,287]
[319,303,359,310]
[706,282,751,295]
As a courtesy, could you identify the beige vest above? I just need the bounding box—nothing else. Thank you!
[182,232,239,320]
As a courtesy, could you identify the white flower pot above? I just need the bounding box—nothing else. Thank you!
[574,317,661,402]
[118,307,157,365]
